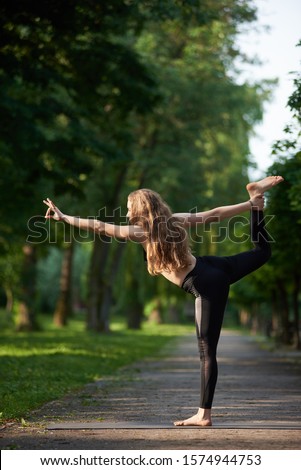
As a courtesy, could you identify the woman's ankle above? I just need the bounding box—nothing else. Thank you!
[198,407,211,419]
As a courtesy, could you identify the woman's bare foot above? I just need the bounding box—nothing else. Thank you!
[246,175,284,198]
[174,408,212,427]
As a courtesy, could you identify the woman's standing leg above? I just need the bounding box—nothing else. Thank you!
[174,267,230,426]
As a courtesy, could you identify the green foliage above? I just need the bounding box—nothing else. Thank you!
[0,0,272,332]
[128,6,267,269]
[0,0,161,242]
[0,312,193,421]
[267,57,301,280]
[230,152,301,340]
[230,48,301,346]
[267,157,301,278]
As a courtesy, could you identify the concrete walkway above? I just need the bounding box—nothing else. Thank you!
[1,330,301,449]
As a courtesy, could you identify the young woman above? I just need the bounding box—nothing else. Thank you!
[44,175,284,426]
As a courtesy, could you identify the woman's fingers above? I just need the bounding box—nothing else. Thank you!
[44,200,56,217]
[45,207,51,218]
[43,198,57,211]
[43,199,54,208]
[45,207,55,218]
[47,198,55,209]
[43,198,61,219]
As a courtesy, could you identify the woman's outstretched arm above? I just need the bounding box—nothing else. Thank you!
[43,198,146,242]
[173,195,264,227]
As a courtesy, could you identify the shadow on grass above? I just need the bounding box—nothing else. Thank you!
[0,315,194,421]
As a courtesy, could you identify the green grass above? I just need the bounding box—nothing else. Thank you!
[0,313,194,422]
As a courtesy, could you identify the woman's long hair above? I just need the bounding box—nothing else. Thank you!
[128,189,191,276]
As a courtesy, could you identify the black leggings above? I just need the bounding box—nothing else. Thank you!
[181,210,271,409]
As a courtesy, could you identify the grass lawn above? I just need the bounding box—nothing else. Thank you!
[0,313,194,423]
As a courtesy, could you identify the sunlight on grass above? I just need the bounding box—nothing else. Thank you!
[0,313,194,422]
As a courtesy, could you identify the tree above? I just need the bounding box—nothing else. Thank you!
[230,45,301,348]
[0,0,160,329]
[78,0,263,332]
[1,0,271,333]
[261,47,301,347]
[116,2,268,327]
[53,240,74,326]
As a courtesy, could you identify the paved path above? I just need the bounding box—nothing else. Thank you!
[1,330,301,449]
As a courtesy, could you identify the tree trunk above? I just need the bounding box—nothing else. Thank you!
[239,308,251,328]
[271,289,280,337]
[292,274,301,350]
[250,302,260,335]
[86,166,129,332]
[16,243,38,331]
[5,285,14,313]
[53,241,74,327]
[98,242,126,332]
[86,236,111,331]
[277,280,291,344]
[127,275,144,329]
[149,298,164,324]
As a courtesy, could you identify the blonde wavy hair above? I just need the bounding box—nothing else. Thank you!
[128,189,191,276]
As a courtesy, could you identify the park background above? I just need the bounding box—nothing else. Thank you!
[0,0,300,423]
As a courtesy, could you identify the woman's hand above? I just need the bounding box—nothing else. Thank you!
[43,198,65,220]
